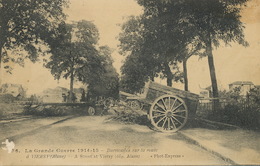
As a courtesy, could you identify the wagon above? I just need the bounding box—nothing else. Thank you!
[120,81,199,132]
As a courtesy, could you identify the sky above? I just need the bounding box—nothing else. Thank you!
[1,0,260,95]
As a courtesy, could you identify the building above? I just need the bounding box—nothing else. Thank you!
[229,81,255,96]
[255,85,260,90]
[37,87,85,103]
[38,86,68,103]
[199,86,212,98]
[0,83,26,98]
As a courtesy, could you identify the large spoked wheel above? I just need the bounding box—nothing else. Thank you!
[88,106,95,116]
[149,95,188,133]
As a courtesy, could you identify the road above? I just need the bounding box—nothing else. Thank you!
[0,116,230,165]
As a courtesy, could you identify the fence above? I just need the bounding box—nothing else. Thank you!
[196,98,253,118]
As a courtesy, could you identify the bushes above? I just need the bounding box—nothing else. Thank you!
[0,94,16,103]
[205,87,260,130]
[217,104,241,123]
[208,101,260,130]
[0,103,24,120]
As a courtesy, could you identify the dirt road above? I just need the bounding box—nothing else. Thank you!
[0,116,230,165]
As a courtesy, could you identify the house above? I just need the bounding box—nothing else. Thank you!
[37,87,85,103]
[37,86,68,103]
[199,86,212,98]
[229,81,255,96]
[0,83,26,98]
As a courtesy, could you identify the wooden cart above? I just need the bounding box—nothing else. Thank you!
[120,81,199,132]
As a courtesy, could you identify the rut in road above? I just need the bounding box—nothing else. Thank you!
[0,116,77,143]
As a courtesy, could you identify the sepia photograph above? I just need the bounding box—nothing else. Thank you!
[0,0,260,165]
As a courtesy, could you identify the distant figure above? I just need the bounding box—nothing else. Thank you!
[62,93,67,102]
[80,89,86,102]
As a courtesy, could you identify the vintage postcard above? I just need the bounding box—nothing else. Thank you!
[0,0,259,165]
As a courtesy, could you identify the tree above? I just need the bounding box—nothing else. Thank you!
[118,15,185,92]
[119,1,207,91]
[0,0,68,75]
[137,0,249,111]
[85,46,119,99]
[178,0,249,111]
[120,52,153,94]
[45,20,99,102]
[118,16,157,93]
[136,0,195,88]
[179,40,205,91]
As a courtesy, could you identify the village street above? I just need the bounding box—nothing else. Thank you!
[0,116,227,165]
[0,115,259,165]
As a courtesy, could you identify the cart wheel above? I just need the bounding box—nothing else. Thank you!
[149,95,188,132]
[127,100,143,110]
[88,106,95,116]
[103,97,114,108]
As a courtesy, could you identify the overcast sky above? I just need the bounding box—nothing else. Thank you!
[2,0,260,95]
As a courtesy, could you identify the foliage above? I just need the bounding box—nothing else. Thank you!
[175,0,249,108]
[118,14,185,92]
[118,16,155,93]
[0,94,16,103]
[45,20,101,101]
[216,103,260,130]
[0,0,68,72]
[119,0,248,94]
[46,20,99,80]
[83,46,119,99]
[219,87,243,103]
[119,48,154,94]
[248,87,260,105]
[210,87,260,130]
[133,0,249,111]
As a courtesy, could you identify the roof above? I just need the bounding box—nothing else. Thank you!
[205,86,212,90]
[229,81,254,86]
[255,85,260,89]
[0,83,26,97]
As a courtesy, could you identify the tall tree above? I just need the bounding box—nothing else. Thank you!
[180,40,204,91]
[84,46,119,99]
[119,16,158,93]
[45,20,99,102]
[137,0,206,91]
[179,0,248,111]
[137,0,249,111]
[118,14,185,92]
[0,0,68,75]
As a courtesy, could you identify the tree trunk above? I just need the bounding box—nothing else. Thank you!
[183,59,188,91]
[68,69,74,103]
[167,77,172,87]
[0,45,2,70]
[0,44,3,86]
[164,62,173,87]
[206,39,220,112]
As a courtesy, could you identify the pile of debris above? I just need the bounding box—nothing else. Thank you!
[106,101,150,126]
[23,104,88,116]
